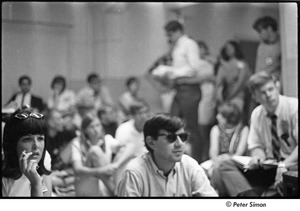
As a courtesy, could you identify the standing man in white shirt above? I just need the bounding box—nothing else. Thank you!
[161,21,212,164]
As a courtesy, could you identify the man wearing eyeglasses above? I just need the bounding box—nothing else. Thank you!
[117,113,218,197]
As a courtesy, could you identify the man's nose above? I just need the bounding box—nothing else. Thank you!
[174,136,184,146]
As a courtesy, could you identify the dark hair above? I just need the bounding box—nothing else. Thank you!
[218,102,241,126]
[18,75,32,86]
[2,106,51,179]
[220,40,244,61]
[126,76,139,88]
[51,75,66,92]
[247,71,276,95]
[253,16,277,32]
[87,73,101,84]
[197,40,209,52]
[164,20,184,32]
[143,113,185,153]
[129,102,149,116]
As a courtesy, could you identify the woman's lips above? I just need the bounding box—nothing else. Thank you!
[29,152,40,160]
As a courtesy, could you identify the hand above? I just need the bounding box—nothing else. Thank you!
[19,150,42,185]
[248,157,262,170]
[96,163,118,177]
[274,166,288,187]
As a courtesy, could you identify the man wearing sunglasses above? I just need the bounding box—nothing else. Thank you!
[117,113,218,197]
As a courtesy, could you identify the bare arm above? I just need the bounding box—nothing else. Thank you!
[209,126,220,159]
[234,127,249,156]
[113,142,137,168]
[43,174,52,197]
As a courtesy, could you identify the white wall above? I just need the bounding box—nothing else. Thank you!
[280,3,298,97]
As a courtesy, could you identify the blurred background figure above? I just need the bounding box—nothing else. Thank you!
[112,103,150,194]
[253,16,281,82]
[46,108,78,196]
[197,40,217,163]
[98,105,119,138]
[47,75,79,129]
[118,76,147,121]
[76,73,114,122]
[69,115,119,196]
[215,40,251,114]
[147,39,176,113]
[5,75,44,113]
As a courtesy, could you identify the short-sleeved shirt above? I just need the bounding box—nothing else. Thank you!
[247,95,298,159]
[255,39,281,80]
[117,152,218,197]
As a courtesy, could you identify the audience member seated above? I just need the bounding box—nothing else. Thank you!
[202,102,248,180]
[46,109,78,196]
[5,75,45,113]
[117,113,218,197]
[118,76,147,120]
[76,73,114,116]
[112,103,150,194]
[215,40,251,112]
[2,106,51,197]
[97,105,119,138]
[69,115,119,196]
[47,75,79,129]
[211,72,298,197]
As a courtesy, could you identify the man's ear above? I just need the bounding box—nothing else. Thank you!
[145,136,156,151]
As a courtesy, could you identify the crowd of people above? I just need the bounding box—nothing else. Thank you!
[1,16,298,197]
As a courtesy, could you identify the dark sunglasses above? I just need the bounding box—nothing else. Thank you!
[15,112,44,120]
[157,132,189,143]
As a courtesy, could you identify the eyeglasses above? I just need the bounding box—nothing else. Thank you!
[15,112,44,120]
[157,132,189,143]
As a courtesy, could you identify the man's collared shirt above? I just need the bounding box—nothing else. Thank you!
[15,92,31,108]
[117,152,218,197]
[171,35,208,78]
[247,95,298,159]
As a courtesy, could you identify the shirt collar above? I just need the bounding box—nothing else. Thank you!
[263,95,282,118]
[146,152,177,178]
[175,34,187,46]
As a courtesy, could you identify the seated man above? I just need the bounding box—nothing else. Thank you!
[211,71,298,197]
[117,113,218,197]
[5,75,44,113]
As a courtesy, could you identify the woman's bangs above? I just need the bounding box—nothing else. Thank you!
[16,118,47,138]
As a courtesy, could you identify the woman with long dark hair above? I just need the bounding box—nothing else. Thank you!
[2,106,52,196]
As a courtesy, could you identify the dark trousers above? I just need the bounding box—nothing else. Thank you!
[171,84,201,163]
[211,159,277,197]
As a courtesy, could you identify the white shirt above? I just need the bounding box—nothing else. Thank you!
[117,152,218,197]
[171,35,209,78]
[113,119,148,188]
[15,92,31,108]
[247,95,298,159]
